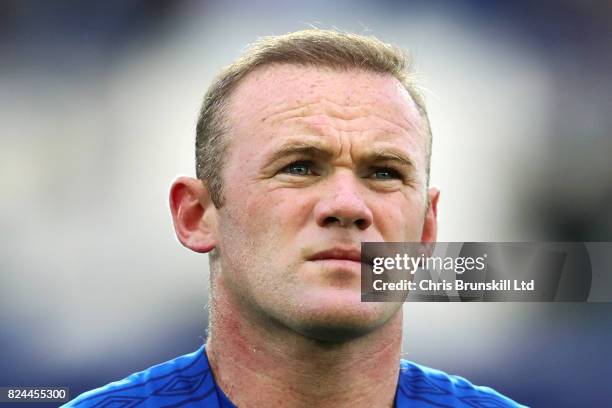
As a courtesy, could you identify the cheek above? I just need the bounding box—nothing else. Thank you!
[372,194,426,241]
[225,184,312,241]
[250,187,313,224]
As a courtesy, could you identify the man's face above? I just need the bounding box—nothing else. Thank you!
[213,64,435,340]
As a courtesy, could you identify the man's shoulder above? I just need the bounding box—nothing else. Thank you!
[62,346,221,408]
[396,359,527,408]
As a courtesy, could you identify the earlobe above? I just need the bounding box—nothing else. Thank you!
[169,177,218,253]
[421,187,440,243]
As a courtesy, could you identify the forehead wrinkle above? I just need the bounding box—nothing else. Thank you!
[260,98,415,134]
[263,115,424,168]
[288,115,413,140]
[271,119,415,159]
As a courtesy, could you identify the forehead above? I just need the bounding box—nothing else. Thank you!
[227,64,424,133]
[223,64,428,175]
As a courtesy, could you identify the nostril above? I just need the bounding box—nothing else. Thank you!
[355,219,368,230]
[323,216,340,227]
[322,216,370,229]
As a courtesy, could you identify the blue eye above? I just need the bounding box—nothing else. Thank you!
[372,168,402,180]
[282,161,314,176]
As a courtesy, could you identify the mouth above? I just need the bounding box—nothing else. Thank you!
[305,246,368,287]
[308,247,363,264]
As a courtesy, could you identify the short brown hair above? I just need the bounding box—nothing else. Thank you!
[195,29,431,208]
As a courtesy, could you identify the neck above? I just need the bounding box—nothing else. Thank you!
[206,278,403,408]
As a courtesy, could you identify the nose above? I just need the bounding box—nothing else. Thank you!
[313,173,373,230]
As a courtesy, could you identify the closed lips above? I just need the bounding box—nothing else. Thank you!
[309,248,362,262]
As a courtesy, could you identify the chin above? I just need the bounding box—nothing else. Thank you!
[281,291,401,343]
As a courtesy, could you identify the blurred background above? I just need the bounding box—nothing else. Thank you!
[1,1,611,406]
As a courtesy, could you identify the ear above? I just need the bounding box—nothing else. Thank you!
[169,176,218,253]
[421,187,440,243]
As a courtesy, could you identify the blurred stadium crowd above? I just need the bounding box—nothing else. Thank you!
[1,1,611,406]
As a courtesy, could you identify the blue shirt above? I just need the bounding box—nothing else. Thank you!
[64,346,525,407]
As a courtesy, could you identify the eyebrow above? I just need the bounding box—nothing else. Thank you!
[263,140,416,171]
[362,149,415,171]
[264,140,335,165]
